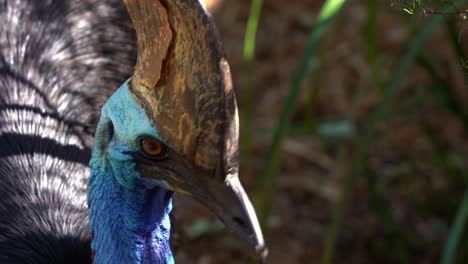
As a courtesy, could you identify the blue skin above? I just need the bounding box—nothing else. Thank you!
[89,80,175,264]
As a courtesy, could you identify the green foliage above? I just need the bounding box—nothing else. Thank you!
[441,191,468,264]
[239,0,468,262]
[241,0,263,175]
[252,0,347,230]
[392,0,457,15]
[323,1,468,263]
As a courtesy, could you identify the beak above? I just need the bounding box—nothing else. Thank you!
[136,148,267,261]
[201,175,267,261]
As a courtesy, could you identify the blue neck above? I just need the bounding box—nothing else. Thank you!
[89,161,175,264]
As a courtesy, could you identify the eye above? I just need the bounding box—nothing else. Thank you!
[140,136,167,158]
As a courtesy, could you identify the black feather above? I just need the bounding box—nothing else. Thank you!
[0,0,136,263]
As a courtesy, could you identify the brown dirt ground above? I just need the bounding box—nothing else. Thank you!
[171,1,468,263]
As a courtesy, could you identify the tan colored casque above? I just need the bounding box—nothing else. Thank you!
[123,0,238,175]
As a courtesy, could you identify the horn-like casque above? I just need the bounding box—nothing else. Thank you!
[123,0,237,175]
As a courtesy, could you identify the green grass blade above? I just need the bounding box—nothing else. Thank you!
[365,0,383,93]
[321,2,466,263]
[365,166,411,264]
[254,0,347,229]
[365,0,377,62]
[243,0,263,62]
[441,190,468,264]
[241,0,263,174]
[417,53,468,129]
[446,19,468,78]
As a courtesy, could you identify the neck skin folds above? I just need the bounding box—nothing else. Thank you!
[88,159,174,264]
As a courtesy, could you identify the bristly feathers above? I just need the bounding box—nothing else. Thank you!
[0,0,136,263]
[0,0,267,263]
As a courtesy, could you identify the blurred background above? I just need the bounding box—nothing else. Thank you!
[171,0,468,263]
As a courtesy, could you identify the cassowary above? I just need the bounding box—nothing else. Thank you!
[0,0,266,263]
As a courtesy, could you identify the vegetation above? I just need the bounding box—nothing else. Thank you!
[239,0,468,263]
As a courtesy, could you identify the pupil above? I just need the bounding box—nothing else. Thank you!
[151,143,158,151]
[142,137,164,157]
[147,140,159,153]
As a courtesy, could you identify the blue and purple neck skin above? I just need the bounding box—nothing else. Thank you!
[89,80,175,264]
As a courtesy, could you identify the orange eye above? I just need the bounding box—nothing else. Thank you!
[141,136,166,157]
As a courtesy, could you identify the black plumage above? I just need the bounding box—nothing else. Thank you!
[0,1,136,263]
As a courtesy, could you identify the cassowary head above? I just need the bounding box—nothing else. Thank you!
[91,0,266,261]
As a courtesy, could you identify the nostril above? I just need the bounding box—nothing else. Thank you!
[232,216,248,230]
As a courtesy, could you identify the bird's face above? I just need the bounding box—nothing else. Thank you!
[105,0,268,260]
[94,80,266,260]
